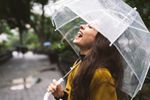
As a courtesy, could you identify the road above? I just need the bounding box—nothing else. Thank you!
[0,51,65,100]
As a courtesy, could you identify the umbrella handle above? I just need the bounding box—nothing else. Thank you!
[43,78,64,100]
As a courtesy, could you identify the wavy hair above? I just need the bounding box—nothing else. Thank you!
[71,32,124,100]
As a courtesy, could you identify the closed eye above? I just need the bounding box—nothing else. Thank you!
[88,25,93,29]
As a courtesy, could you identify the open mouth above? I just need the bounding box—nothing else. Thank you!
[77,31,83,38]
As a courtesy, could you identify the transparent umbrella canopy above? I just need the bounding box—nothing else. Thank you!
[50,0,150,99]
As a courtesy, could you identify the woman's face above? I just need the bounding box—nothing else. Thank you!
[73,24,98,49]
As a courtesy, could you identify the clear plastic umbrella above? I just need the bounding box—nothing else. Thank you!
[48,0,150,99]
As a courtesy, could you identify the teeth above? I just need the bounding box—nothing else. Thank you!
[75,31,83,38]
[78,32,83,37]
[78,32,81,34]
[78,31,82,34]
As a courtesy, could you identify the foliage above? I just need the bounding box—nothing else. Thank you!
[51,42,65,51]
[0,20,13,35]
[23,28,40,49]
[0,20,17,51]
[0,0,31,31]
[30,13,59,48]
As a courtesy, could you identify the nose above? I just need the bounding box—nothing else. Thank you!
[80,24,85,30]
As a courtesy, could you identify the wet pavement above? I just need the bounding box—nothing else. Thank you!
[0,51,65,100]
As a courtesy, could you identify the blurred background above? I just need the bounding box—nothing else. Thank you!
[0,0,149,100]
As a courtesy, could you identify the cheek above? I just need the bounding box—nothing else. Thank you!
[74,31,97,47]
[87,36,95,44]
[87,32,97,42]
[82,34,96,46]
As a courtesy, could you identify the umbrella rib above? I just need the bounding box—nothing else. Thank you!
[55,16,79,31]
[54,0,72,6]
[115,7,137,27]
[132,60,150,99]
[129,26,149,33]
[62,26,79,40]
[58,30,79,56]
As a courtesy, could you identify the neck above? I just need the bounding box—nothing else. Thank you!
[80,48,91,56]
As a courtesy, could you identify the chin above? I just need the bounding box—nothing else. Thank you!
[73,38,77,43]
[73,39,80,46]
[73,39,80,44]
[73,40,78,45]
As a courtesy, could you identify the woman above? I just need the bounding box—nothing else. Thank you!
[48,23,124,100]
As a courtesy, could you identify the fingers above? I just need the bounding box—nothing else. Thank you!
[47,79,60,93]
[48,83,55,93]
[53,79,58,86]
[47,79,64,98]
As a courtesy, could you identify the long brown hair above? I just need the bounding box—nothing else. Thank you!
[71,32,124,100]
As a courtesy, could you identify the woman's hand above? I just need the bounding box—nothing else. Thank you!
[47,79,64,98]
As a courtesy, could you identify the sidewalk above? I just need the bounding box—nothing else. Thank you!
[0,51,65,100]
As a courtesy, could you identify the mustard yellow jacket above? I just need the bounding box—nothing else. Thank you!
[65,60,117,100]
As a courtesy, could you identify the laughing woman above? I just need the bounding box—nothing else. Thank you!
[48,23,125,100]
